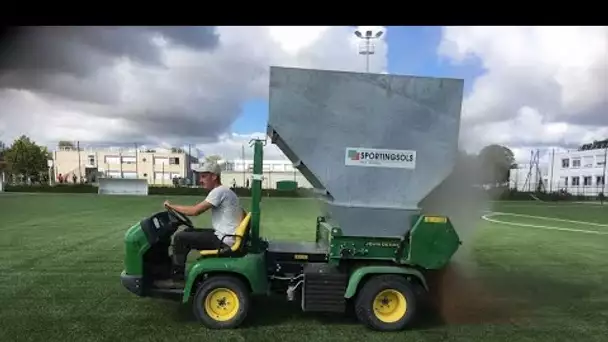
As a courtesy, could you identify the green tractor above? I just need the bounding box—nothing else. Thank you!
[120,66,465,331]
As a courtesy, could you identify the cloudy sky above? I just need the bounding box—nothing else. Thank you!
[0,26,606,164]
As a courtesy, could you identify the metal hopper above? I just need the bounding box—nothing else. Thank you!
[267,66,464,238]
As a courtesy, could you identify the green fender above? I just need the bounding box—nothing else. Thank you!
[181,253,268,303]
[344,265,428,299]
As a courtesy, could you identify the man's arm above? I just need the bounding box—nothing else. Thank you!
[164,188,223,216]
[165,200,214,216]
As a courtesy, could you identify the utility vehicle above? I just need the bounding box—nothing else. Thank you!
[120,66,464,331]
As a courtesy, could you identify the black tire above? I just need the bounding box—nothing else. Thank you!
[192,275,250,329]
[354,274,417,331]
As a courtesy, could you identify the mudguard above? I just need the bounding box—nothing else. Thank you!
[182,253,268,303]
[344,265,428,299]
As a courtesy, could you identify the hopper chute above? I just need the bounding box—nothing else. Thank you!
[267,66,464,237]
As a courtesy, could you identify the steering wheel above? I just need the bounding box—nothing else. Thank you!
[165,205,194,228]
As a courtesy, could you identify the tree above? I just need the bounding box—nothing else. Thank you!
[58,141,75,149]
[0,140,7,172]
[477,144,516,185]
[3,135,50,183]
[579,138,608,151]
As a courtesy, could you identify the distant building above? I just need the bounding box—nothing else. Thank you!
[549,148,606,196]
[509,147,607,196]
[217,158,313,189]
[52,147,198,186]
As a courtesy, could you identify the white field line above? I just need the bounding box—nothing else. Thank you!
[481,212,608,235]
[487,211,608,228]
[495,203,605,209]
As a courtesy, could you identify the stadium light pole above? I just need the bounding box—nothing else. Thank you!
[354,29,383,73]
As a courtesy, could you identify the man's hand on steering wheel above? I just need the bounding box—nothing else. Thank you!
[164,201,194,228]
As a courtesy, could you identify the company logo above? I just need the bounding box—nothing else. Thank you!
[345,147,416,169]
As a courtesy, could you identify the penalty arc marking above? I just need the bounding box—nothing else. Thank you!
[481,212,608,236]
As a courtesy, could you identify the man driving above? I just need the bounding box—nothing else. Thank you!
[158,161,245,288]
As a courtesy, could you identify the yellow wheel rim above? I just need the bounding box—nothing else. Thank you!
[373,289,407,323]
[204,287,240,321]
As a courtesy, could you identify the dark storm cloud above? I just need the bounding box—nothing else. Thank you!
[0,26,219,74]
[118,99,242,142]
[0,26,220,103]
[153,26,220,50]
[0,26,390,151]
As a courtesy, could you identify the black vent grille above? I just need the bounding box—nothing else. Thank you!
[302,264,348,313]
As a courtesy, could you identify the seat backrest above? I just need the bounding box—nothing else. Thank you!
[230,212,252,252]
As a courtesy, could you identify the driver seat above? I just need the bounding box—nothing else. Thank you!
[199,212,252,257]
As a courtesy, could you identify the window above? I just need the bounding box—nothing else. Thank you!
[154,172,181,180]
[583,176,592,186]
[88,155,95,165]
[154,157,169,165]
[122,171,137,179]
[122,156,136,164]
[561,158,569,168]
[597,176,605,185]
[169,157,180,165]
[571,176,580,186]
[572,158,581,168]
[583,156,593,168]
[561,177,568,186]
[107,170,121,178]
[105,156,120,164]
[155,172,170,180]
[597,154,606,166]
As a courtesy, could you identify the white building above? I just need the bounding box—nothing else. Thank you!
[509,147,607,196]
[52,146,199,186]
[548,148,606,196]
[224,159,296,173]
[219,159,313,189]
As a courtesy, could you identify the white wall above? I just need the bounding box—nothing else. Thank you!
[549,149,607,196]
[510,148,607,196]
[210,158,313,189]
[223,159,296,173]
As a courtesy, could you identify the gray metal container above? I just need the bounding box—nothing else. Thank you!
[267,66,464,237]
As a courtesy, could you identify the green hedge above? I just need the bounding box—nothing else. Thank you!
[3,184,316,198]
[5,184,98,193]
[4,183,601,202]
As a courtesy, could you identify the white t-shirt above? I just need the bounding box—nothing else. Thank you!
[204,185,243,246]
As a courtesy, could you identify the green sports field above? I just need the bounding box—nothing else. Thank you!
[1,193,607,342]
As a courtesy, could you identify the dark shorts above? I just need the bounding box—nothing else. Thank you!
[174,228,224,251]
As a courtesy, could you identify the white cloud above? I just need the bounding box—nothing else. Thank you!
[0,26,388,159]
[438,26,608,153]
[8,25,604,165]
[192,132,286,161]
